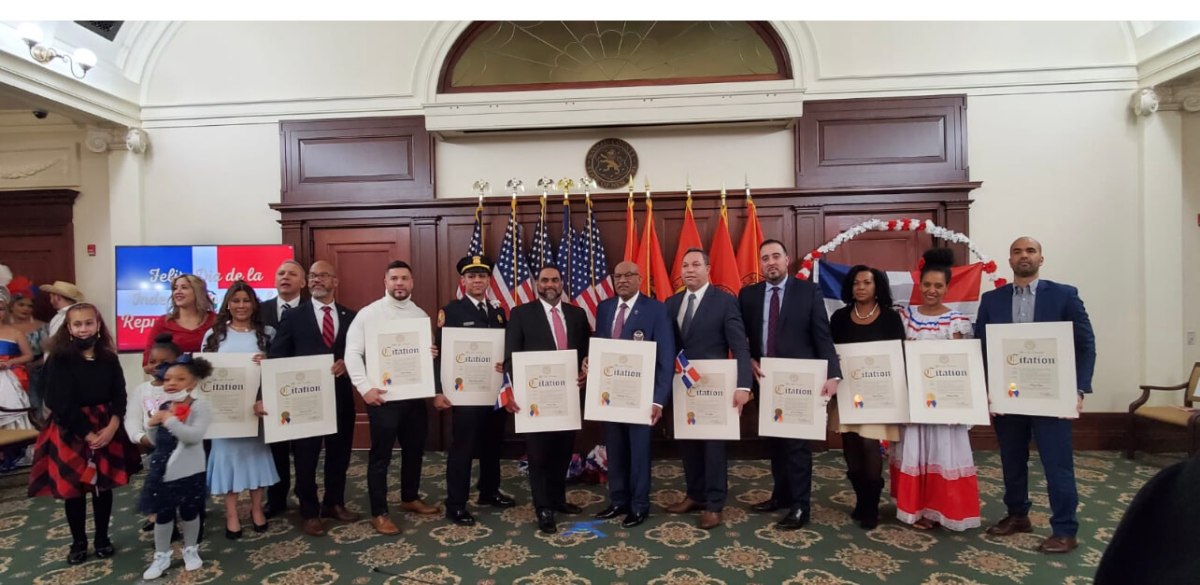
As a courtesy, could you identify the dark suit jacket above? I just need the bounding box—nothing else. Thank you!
[665,285,752,389]
[268,301,357,394]
[594,294,676,406]
[974,279,1096,392]
[434,296,508,394]
[503,300,591,372]
[739,277,842,385]
[260,298,280,329]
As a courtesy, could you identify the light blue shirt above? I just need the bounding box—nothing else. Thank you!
[1011,279,1040,324]
[762,280,787,355]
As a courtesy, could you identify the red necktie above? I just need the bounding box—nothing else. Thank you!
[612,302,628,338]
[767,286,780,357]
[550,307,568,351]
[321,306,335,348]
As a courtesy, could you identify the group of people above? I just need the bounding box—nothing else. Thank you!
[16,233,1095,580]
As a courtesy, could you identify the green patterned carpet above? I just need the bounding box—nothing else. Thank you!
[0,449,1183,585]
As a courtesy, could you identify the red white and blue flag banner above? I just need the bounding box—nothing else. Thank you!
[494,372,514,411]
[675,350,702,389]
[570,196,614,329]
[491,201,535,316]
[817,260,984,321]
[456,203,486,301]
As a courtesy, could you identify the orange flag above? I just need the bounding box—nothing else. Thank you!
[709,192,740,295]
[669,193,703,293]
[636,194,672,300]
[735,193,765,288]
[622,188,638,262]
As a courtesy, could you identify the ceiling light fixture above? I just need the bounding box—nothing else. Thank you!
[17,22,97,79]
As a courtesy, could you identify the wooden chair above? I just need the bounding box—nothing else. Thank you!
[1127,362,1200,459]
[0,406,42,468]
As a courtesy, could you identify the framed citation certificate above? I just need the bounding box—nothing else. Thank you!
[672,359,740,441]
[260,354,337,444]
[757,357,828,440]
[195,352,261,439]
[365,317,435,401]
[904,339,991,426]
[834,340,910,425]
[512,350,581,433]
[985,322,1079,419]
[584,337,657,425]
[440,328,505,407]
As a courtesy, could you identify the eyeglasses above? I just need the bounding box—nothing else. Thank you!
[309,272,335,281]
[613,272,640,280]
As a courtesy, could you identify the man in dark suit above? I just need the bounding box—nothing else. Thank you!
[663,248,753,530]
[259,259,306,328]
[503,265,591,534]
[739,239,841,530]
[266,259,359,536]
[591,260,675,528]
[976,236,1095,554]
[434,255,517,526]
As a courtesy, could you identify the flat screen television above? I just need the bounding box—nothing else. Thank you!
[115,245,295,352]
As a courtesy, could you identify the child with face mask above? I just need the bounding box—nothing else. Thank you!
[127,333,182,533]
[138,355,214,580]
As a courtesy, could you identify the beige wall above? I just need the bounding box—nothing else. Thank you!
[1183,113,1200,370]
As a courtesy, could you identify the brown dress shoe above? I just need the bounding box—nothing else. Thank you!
[321,505,362,522]
[665,498,704,514]
[986,514,1033,536]
[370,515,401,535]
[399,500,440,515]
[301,518,325,537]
[698,510,722,530]
[1038,535,1078,553]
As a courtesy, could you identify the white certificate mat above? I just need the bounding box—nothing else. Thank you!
[512,350,580,433]
[440,327,505,407]
[672,359,741,441]
[757,357,828,440]
[195,352,261,439]
[365,317,435,401]
[584,337,657,425]
[834,340,910,425]
[985,322,1079,419]
[904,339,991,426]
[260,354,337,444]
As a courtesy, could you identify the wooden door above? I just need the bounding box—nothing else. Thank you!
[0,190,77,322]
[312,226,410,312]
[822,211,936,271]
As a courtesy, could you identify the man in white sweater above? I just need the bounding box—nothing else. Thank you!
[345,260,440,535]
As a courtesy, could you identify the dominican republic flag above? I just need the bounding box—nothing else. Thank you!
[494,372,514,411]
[675,350,702,389]
[816,260,984,322]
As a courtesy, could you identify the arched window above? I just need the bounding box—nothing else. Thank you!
[441,21,791,93]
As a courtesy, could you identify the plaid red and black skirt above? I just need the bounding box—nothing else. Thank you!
[28,404,142,499]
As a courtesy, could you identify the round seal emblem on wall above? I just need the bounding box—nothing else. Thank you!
[585,138,639,189]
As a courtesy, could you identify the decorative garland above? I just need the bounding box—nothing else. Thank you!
[795,218,1007,288]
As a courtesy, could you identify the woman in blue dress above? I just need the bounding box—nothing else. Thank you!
[0,287,35,470]
[200,280,279,539]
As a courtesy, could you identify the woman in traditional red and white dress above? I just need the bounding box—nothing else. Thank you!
[890,248,981,531]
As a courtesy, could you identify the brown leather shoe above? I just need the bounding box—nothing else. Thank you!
[985,514,1033,536]
[370,514,401,535]
[1038,535,1078,553]
[698,510,722,530]
[321,504,362,522]
[300,518,325,537]
[665,497,704,514]
[399,499,440,515]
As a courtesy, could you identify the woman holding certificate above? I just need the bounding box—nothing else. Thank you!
[892,249,981,532]
[829,265,905,530]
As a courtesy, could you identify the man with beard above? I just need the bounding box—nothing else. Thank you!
[502,265,590,534]
[345,260,440,535]
[260,260,306,328]
[738,239,840,530]
[975,237,1096,554]
[266,260,357,535]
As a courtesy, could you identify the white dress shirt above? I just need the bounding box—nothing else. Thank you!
[311,298,339,335]
[276,296,301,321]
[540,299,569,349]
[676,282,710,329]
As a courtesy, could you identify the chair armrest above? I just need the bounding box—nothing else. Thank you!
[1138,383,1189,391]
[1130,388,1154,414]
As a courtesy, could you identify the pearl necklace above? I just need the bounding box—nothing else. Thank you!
[229,323,254,333]
[853,302,879,320]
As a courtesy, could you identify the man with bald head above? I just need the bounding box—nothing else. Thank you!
[975,237,1096,554]
[590,261,675,528]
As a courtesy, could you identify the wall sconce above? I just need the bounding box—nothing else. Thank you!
[17,23,96,79]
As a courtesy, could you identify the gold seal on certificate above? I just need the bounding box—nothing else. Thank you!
[985,322,1079,419]
[512,350,581,433]
[366,317,435,401]
[584,337,657,425]
[441,328,505,406]
[672,359,740,441]
[261,354,337,444]
[196,352,260,439]
[904,339,991,426]
[758,357,828,440]
[835,340,910,424]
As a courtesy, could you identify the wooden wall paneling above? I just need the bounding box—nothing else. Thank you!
[0,189,78,322]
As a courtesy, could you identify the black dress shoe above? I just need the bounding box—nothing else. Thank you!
[225,528,243,540]
[67,542,87,565]
[621,511,648,528]
[751,498,784,513]
[477,493,517,508]
[253,521,269,533]
[447,508,476,526]
[536,509,557,534]
[776,508,808,531]
[594,505,631,519]
[93,539,114,558]
[555,503,583,515]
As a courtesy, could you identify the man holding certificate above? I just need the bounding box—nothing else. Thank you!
[503,265,590,535]
[346,260,440,536]
[976,237,1096,554]
[664,248,752,530]
[434,255,517,526]
[739,240,841,531]
[591,261,675,529]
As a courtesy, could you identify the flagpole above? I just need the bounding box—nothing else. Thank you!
[472,180,489,254]
[643,178,653,297]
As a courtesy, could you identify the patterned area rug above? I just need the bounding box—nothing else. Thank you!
[0,449,1182,584]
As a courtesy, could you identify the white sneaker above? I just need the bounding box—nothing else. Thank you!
[182,545,203,571]
[143,551,172,579]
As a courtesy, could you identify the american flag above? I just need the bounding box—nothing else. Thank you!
[555,199,580,298]
[490,201,535,316]
[531,197,556,273]
[494,372,514,411]
[569,196,614,328]
[675,350,702,389]
[455,203,485,300]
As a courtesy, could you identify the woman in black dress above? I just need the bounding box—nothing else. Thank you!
[829,265,905,529]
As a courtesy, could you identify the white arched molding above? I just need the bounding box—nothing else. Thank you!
[419,21,811,134]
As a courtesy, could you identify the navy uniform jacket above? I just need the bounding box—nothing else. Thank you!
[594,294,676,407]
[739,277,842,388]
[434,296,507,394]
[665,286,753,389]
